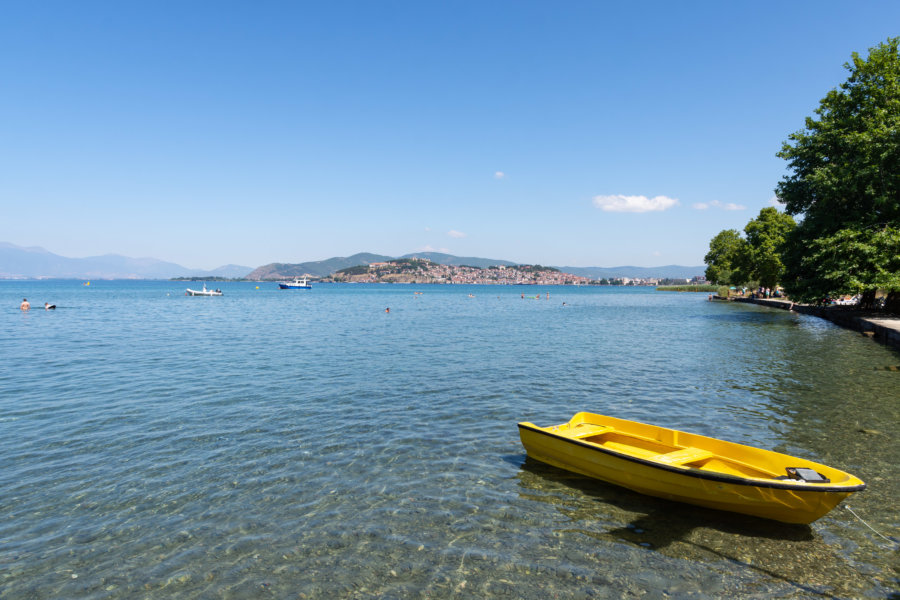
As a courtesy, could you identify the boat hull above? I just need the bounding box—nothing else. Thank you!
[518,413,865,524]
[278,283,311,289]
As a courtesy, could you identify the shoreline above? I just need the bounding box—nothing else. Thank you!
[731,297,900,351]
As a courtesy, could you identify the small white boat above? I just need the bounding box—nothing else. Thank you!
[186,284,223,296]
[279,277,312,289]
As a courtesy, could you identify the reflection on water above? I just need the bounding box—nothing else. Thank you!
[1,282,897,598]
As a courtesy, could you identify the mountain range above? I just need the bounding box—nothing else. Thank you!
[0,243,705,280]
[0,243,252,280]
[245,252,520,279]
[246,253,704,280]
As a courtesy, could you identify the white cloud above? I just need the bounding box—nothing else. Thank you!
[447,230,467,239]
[494,171,505,179]
[417,244,450,253]
[592,194,680,213]
[691,200,745,211]
[769,196,786,208]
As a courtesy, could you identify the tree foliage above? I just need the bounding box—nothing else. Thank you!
[776,38,900,305]
[706,209,795,289]
[781,226,900,307]
[336,265,371,276]
[703,229,744,285]
[736,208,796,289]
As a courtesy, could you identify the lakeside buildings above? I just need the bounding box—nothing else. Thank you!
[326,258,672,286]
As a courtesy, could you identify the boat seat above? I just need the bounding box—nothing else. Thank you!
[654,447,714,466]
[570,425,614,439]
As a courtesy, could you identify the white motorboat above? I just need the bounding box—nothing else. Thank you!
[186,284,223,296]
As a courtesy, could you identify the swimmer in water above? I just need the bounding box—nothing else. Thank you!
[20,298,30,311]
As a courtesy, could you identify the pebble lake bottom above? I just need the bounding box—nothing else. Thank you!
[2,281,898,599]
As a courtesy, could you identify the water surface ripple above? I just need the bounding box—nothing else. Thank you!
[2,282,897,598]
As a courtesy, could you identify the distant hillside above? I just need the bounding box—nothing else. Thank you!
[399,252,517,269]
[203,264,256,278]
[559,265,705,280]
[0,242,252,279]
[247,252,517,279]
[246,252,703,280]
[1,241,705,281]
[245,253,394,279]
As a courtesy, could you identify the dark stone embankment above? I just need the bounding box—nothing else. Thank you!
[732,297,900,351]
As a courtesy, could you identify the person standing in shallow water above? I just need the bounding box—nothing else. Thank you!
[20,298,30,311]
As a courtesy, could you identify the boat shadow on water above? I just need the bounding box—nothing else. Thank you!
[509,455,814,547]
[506,455,887,597]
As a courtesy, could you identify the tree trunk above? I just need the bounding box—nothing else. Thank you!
[860,290,877,310]
[884,291,900,315]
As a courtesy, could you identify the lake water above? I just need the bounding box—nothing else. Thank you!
[2,281,898,599]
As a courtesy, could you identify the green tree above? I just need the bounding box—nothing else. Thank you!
[781,227,900,304]
[703,229,744,285]
[738,208,796,290]
[776,38,900,308]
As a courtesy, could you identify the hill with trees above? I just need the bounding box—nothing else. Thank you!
[245,253,394,279]
[247,252,702,281]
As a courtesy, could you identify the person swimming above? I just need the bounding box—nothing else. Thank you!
[20,298,30,311]
[45,302,56,310]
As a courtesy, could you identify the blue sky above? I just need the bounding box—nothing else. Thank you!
[2,1,898,269]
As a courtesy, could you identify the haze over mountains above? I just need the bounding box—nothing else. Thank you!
[0,243,251,280]
[0,243,704,280]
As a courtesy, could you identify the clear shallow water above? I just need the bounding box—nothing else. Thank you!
[2,281,898,599]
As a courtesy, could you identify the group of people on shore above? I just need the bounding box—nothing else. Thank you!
[749,287,782,299]
[19,298,55,311]
[730,287,783,299]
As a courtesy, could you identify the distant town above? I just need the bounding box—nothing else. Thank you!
[325,258,705,286]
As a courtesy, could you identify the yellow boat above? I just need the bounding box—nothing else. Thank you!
[518,412,865,524]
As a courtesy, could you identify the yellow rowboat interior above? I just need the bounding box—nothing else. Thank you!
[518,412,866,524]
